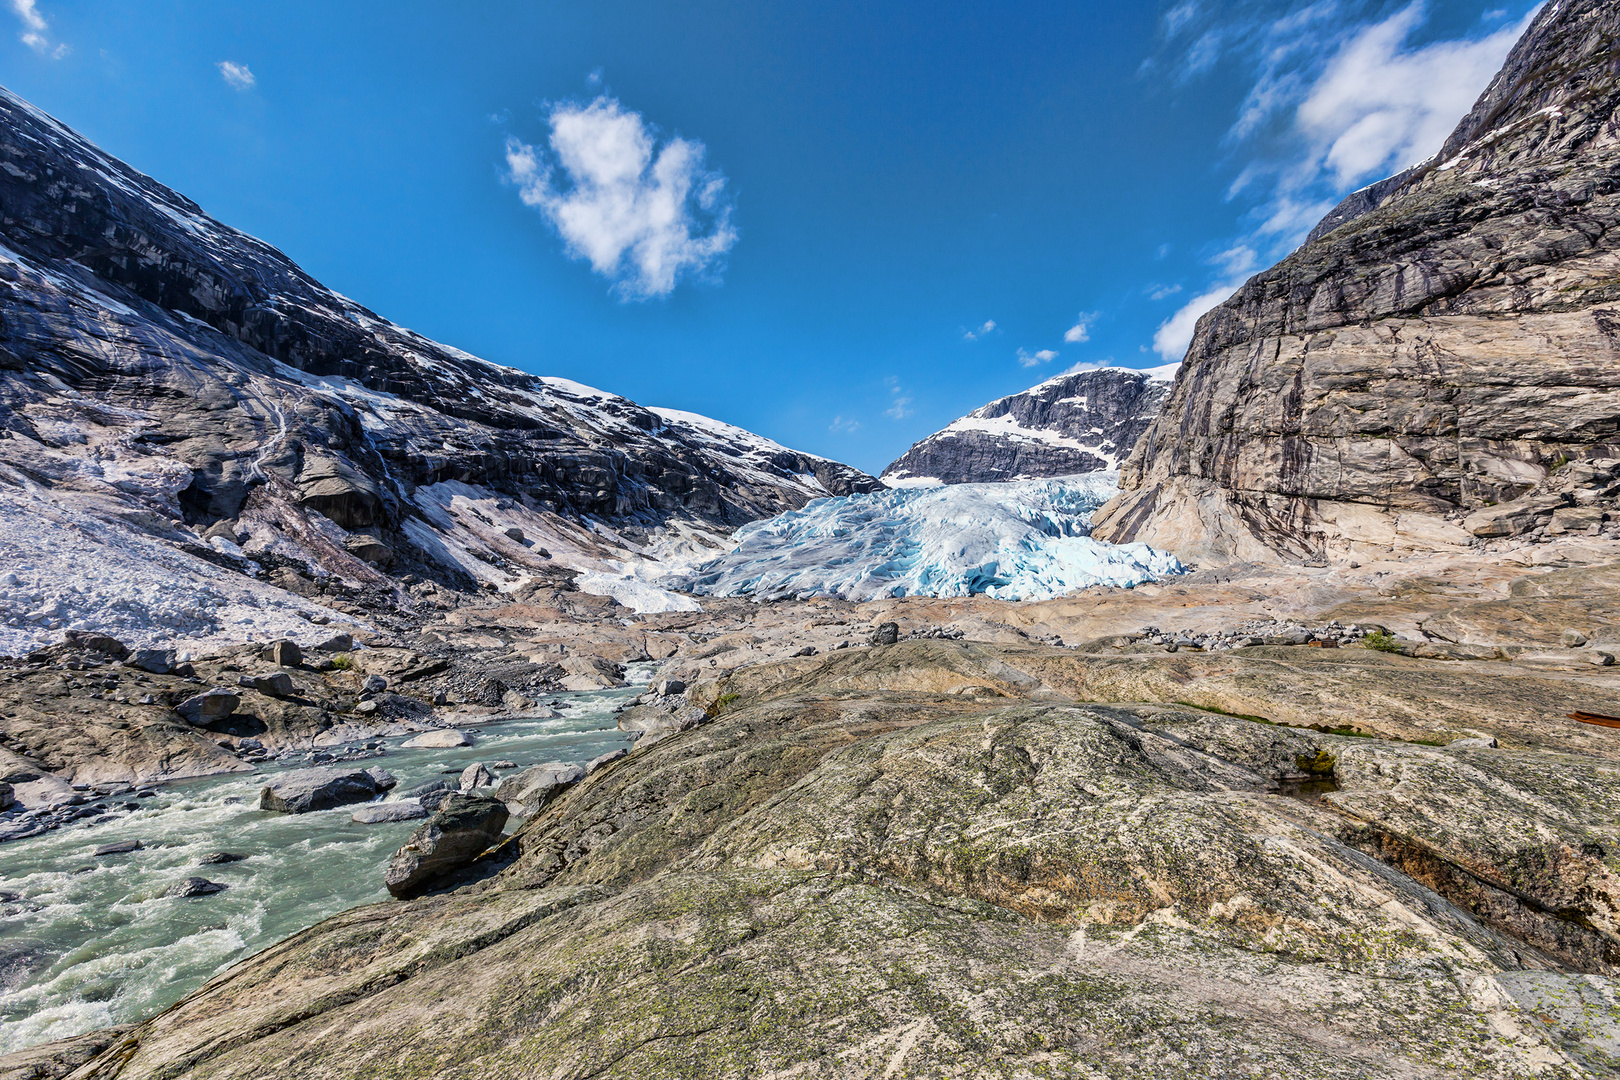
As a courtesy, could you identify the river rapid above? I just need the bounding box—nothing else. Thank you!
[0,674,645,1054]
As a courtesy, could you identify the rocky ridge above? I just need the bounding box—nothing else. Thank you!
[0,85,879,656]
[880,363,1176,485]
[1091,0,1620,564]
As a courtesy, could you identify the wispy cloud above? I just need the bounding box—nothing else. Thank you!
[1152,245,1256,361]
[883,377,914,420]
[1147,283,1183,301]
[962,319,997,341]
[1016,348,1059,369]
[10,0,65,56]
[1062,314,1094,344]
[505,95,737,300]
[217,61,255,90]
[828,415,861,434]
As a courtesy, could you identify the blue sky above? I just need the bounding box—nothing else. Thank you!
[1,0,1539,475]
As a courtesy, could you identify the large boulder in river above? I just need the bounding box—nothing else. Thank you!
[383,793,508,898]
[401,729,471,749]
[258,767,379,814]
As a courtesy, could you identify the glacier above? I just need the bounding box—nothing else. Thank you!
[676,475,1184,602]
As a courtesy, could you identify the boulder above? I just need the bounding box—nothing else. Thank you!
[1563,628,1591,647]
[400,779,454,801]
[259,767,379,813]
[366,767,397,791]
[653,678,686,697]
[65,631,129,660]
[251,672,296,698]
[459,763,496,791]
[166,877,227,898]
[265,639,302,667]
[0,782,11,812]
[587,748,628,773]
[402,729,471,749]
[503,526,525,543]
[618,704,707,743]
[175,689,240,725]
[382,793,508,898]
[126,648,177,674]
[351,802,427,824]
[869,622,899,646]
[418,788,456,812]
[93,839,141,856]
[197,852,245,865]
[494,761,585,814]
[315,633,354,652]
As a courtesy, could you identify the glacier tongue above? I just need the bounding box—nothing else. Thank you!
[678,475,1184,602]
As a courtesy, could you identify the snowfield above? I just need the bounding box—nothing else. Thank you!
[676,475,1184,602]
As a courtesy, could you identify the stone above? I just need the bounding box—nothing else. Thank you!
[869,622,899,646]
[166,877,227,898]
[494,761,586,814]
[1448,737,1500,749]
[418,789,455,812]
[587,748,627,773]
[315,633,354,652]
[792,646,817,657]
[400,779,454,801]
[175,688,239,725]
[351,802,427,824]
[459,763,496,791]
[355,700,379,715]
[258,767,379,813]
[64,631,129,660]
[92,839,141,856]
[500,689,532,712]
[251,672,296,698]
[265,640,302,667]
[197,852,245,865]
[0,782,11,812]
[503,526,525,543]
[1591,651,1617,667]
[653,678,686,697]
[365,767,397,791]
[382,793,508,898]
[126,648,177,675]
[401,729,471,749]
[1563,628,1590,647]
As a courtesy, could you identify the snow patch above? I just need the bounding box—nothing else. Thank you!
[573,572,702,614]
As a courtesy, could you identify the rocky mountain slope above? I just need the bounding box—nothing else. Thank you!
[1091,0,1620,564]
[0,86,879,655]
[880,364,1175,485]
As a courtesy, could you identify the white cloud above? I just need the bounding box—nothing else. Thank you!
[217,61,255,90]
[829,415,861,434]
[9,0,58,54]
[1148,283,1183,301]
[1152,245,1257,361]
[505,95,737,300]
[883,377,914,420]
[1016,348,1059,368]
[963,319,996,341]
[1062,314,1093,344]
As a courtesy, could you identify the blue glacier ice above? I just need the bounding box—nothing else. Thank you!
[678,475,1184,602]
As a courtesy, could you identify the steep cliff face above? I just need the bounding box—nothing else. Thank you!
[880,364,1175,486]
[0,87,879,647]
[1091,0,1620,564]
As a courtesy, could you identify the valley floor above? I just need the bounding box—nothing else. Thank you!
[3,535,1620,1077]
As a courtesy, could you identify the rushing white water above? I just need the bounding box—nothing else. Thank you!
[0,674,646,1054]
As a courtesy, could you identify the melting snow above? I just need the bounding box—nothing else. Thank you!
[678,475,1183,602]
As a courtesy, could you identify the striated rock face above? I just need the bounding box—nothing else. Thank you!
[0,85,879,651]
[881,364,1176,485]
[1092,0,1620,564]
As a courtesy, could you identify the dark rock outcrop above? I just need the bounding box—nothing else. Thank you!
[881,365,1175,485]
[1092,0,1620,562]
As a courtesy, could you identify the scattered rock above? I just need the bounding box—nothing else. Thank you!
[92,839,141,856]
[869,622,899,646]
[198,852,245,865]
[402,729,471,749]
[503,527,525,543]
[259,767,380,813]
[175,688,239,725]
[351,802,427,824]
[792,646,817,657]
[383,793,508,898]
[459,763,496,791]
[0,783,11,812]
[65,632,130,660]
[365,767,397,790]
[653,678,686,697]
[166,878,227,898]
[586,748,627,773]
[251,672,296,698]
[315,633,354,652]
[125,647,175,674]
[355,700,379,715]
[494,761,585,814]
[1563,628,1590,647]
[265,640,302,667]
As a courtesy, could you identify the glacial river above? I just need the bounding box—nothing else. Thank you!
[0,674,645,1054]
